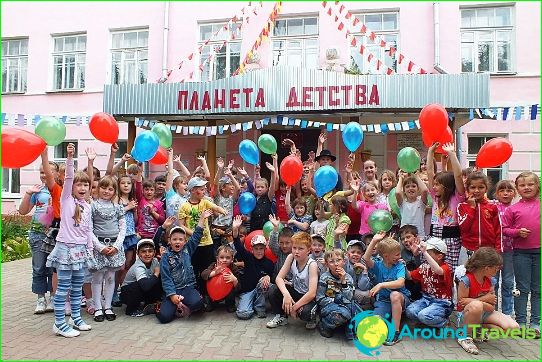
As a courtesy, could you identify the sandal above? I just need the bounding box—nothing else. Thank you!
[458,337,479,355]
[93,310,105,322]
[104,308,116,321]
[473,329,489,343]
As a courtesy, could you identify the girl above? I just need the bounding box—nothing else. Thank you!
[116,174,138,295]
[351,180,388,237]
[378,170,399,234]
[310,200,329,238]
[457,172,502,265]
[90,176,126,322]
[345,171,362,242]
[300,175,317,217]
[456,247,519,354]
[502,172,541,337]
[396,173,429,238]
[285,186,312,232]
[492,180,516,316]
[324,196,351,250]
[211,162,240,253]
[46,143,92,337]
[249,155,277,232]
[135,172,166,242]
[427,142,465,273]
[165,150,189,220]
[362,159,379,190]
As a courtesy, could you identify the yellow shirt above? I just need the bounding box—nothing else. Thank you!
[178,199,217,247]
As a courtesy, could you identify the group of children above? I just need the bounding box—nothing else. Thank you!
[20,133,540,355]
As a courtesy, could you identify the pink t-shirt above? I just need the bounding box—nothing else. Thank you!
[356,200,388,235]
[429,189,465,226]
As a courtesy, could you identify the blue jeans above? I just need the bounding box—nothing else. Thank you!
[236,282,266,320]
[496,251,515,315]
[374,295,410,320]
[28,231,53,295]
[405,295,453,328]
[156,286,203,324]
[513,250,540,328]
[320,302,361,334]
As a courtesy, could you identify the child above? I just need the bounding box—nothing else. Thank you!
[201,245,241,313]
[156,210,211,324]
[211,165,240,252]
[502,172,540,336]
[344,240,372,310]
[377,170,396,205]
[250,155,277,231]
[351,180,388,237]
[134,175,166,242]
[396,173,429,238]
[362,159,379,190]
[405,237,453,328]
[457,172,502,265]
[492,180,516,315]
[90,176,126,322]
[456,247,519,354]
[154,174,167,210]
[268,215,294,279]
[285,187,312,232]
[399,225,423,300]
[267,232,318,329]
[120,239,162,317]
[46,143,92,337]
[300,175,317,217]
[315,132,343,190]
[165,150,189,220]
[427,142,465,273]
[310,200,329,238]
[316,249,358,339]
[363,232,411,345]
[232,215,274,320]
[310,234,326,275]
[324,196,351,250]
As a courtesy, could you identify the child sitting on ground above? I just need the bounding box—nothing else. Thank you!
[344,240,373,310]
[310,234,326,275]
[399,225,424,301]
[268,215,294,280]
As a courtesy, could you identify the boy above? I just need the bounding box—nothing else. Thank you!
[405,237,453,328]
[267,232,319,329]
[268,215,294,279]
[154,174,167,210]
[316,249,359,339]
[120,239,162,317]
[399,225,423,300]
[232,216,274,320]
[310,234,326,275]
[345,240,373,310]
[156,210,212,324]
[363,232,411,345]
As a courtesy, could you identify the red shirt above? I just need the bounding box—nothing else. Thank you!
[275,190,288,222]
[346,203,361,236]
[457,272,493,312]
[457,198,502,252]
[411,261,453,300]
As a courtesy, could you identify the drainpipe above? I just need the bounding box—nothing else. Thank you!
[159,1,170,82]
[433,2,447,74]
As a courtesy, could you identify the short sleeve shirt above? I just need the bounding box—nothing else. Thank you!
[166,189,188,219]
[369,259,411,301]
[30,187,55,232]
[121,257,160,287]
[411,262,452,300]
[430,189,465,226]
[178,199,217,246]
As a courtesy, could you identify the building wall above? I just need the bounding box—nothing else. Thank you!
[2,1,540,213]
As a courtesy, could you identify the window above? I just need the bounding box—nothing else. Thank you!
[2,169,20,195]
[1,38,28,93]
[461,7,513,73]
[111,29,148,85]
[272,17,319,68]
[52,34,86,90]
[54,141,78,169]
[199,22,242,80]
[467,135,505,198]
[349,12,398,74]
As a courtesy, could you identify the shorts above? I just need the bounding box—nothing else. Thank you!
[374,294,411,319]
[123,235,139,251]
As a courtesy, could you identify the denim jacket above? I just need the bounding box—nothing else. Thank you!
[160,226,203,297]
[344,259,372,292]
[316,271,354,308]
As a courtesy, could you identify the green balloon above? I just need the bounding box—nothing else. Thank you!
[151,123,172,148]
[388,187,401,218]
[263,221,283,239]
[368,209,393,233]
[397,147,421,173]
[427,193,434,208]
[35,116,66,146]
[257,134,277,155]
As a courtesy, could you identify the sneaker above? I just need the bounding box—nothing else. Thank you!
[226,304,236,313]
[384,331,402,346]
[266,314,288,328]
[129,310,145,317]
[203,296,214,312]
[305,319,317,330]
[80,296,87,308]
[256,310,267,319]
[53,323,80,338]
[318,324,334,338]
[35,297,47,314]
[142,303,157,315]
[46,296,54,312]
[68,317,92,331]
[112,293,122,308]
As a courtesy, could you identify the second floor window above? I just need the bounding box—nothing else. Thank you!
[349,12,398,74]
[461,7,513,73]
[272,17,319,68]
[54,141,78,169]
[52,35,86,90]
[111,29,148,85]
[199,22,242,80]
[1,38,28,93]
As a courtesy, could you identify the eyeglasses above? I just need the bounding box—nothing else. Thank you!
[326,259,344,264]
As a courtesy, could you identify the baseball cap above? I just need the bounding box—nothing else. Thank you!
[425,237,447,254]
[169,226,186,237]
[136,238,155,251]
[346,240,365,249]
[187,177,208,191]
[250,235,267,247]
[218,176,232,187]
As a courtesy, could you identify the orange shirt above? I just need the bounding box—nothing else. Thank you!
[50,183,63,219]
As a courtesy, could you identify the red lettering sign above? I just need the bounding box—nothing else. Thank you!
[302,87,314,107]
[286,87,300,107]
[328,86,340,106]
[230,89,240,109]
[255,88,265,107]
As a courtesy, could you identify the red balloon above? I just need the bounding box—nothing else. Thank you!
[422,131,433,148]
[475,138,513,168]
[206,267,234,301]
[149,146,167,165]
[2,128,46,168]
[280,155,303,186]
[265,247,278,263]
[244,230,264,252]
[419,104,448,141]
[89,112,119,144]
[435,126,453,154]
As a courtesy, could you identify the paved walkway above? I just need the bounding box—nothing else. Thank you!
[2,258,540,360]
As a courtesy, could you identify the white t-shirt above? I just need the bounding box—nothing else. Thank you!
[400,196,426,237]
[310,219,329,238]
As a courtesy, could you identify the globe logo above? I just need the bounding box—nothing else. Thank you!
[349,311,396,356]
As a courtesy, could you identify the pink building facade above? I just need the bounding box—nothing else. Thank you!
[2,1,540,213]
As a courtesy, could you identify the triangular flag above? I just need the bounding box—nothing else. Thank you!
[420,68,427,74]
[350,37,357,47]
[359,45,365,54]
[353,17,359,26]
[360,24,366,34]
[338,22,344,31]
[334,15,339,22]
[339,4,344,13]
[345,11,352,20]
[380,39,386,47]
[321,1,327,7]
[367,53,373,62]
[389,47,396,57]
[398,54,405,64]
[407,61,414,71]
[386,68,393,75]
[188,53,194,61]
[369,32,376,41]
[531,104,538,120]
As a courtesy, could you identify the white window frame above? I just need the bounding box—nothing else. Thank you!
[51,34,86,91]
[1,38,28,94]
[2,168,21,198]
[466,134,508,196]
[110,29,148,85]
[460,6,514,74]
[272,16,319,69]
[54,141,79,169]
[349,12,399,74]
[198,22,242,81]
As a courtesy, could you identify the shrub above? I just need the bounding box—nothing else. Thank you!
[1,214,31,263]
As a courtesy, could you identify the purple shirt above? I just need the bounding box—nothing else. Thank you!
[357,200,388,235]
[502,198,541,250]
[429,189,465,227]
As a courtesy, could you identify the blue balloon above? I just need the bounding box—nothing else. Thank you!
[342,122,364,152]
[130,147,141,161]
[314,165,339,197]
[134,131,159,162]
[239,140,259,165]
[238,192,256,215]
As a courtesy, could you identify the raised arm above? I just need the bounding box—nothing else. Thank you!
[426,142,438,190]
[40,149,57,192]
[420,242,444,275]
[18,184,42,215]
[111,154,132,177]
[165,148,175,192]
[106,143,119,176]
[173,154,191,178]
[414,172,429,205]
[197,155,211,181]
[362,232,386,269]
[395,175,404,206]
[224,167,241,200]
[285,186,293,215]
[85,147,96,188]
[441,143,465,196]
[62,143,76,201]
[214,157,225,188]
